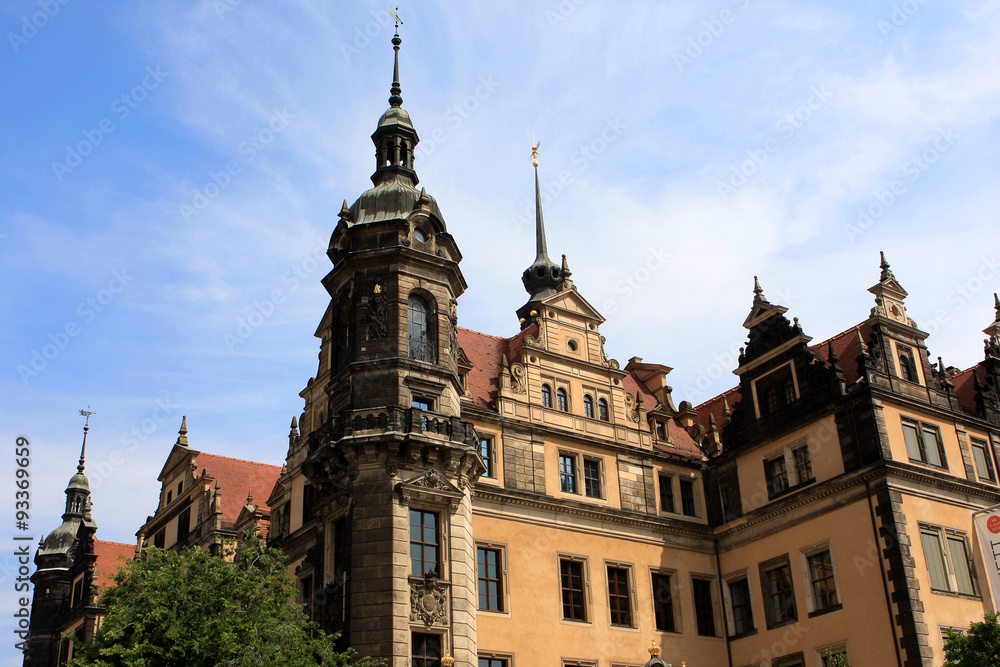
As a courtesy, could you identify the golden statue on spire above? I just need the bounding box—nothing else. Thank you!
[531,134,540,168]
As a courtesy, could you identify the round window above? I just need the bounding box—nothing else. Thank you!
[567,339,579,352]
[414,228,427,243]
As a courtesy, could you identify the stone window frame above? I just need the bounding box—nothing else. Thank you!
[410,631,446,667]
[70,572,85,607]
[649,567,681,634]
[722,569,756,640]
[758,553,798,630]
[479,434,498,480]
[562,661,597,667]
[901,417,949,470]
[583,393,595,419]
[895,342,919,383]
[815,641,849,667]
[970,436,997,483]
[691,574,721,638]
[598,397,610,422]
[541,383,553,408]
[763,438,815,500]
[476,541,509,615]
[772,652,805,667]
[558,450,605,500]
[798,541,841,617]
[918,523,979,598]
[557,553,592,625]
[556,387,569,412]
[657,471,675,514]
[478,653,514,667]
[604,560,638,630]
[751,360,800,418]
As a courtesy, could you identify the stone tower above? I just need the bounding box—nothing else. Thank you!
[296,27,484,666]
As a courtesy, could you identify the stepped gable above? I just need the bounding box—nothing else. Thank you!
[195,452,281,528]
[92,539,134,589]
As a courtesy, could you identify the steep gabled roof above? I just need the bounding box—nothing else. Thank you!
[92,539,134,589]
[953,363,987,417]
[457,327,507,410]
[194,453,281,528]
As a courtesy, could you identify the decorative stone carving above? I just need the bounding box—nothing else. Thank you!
[409,575,449,625]
[413,468,449,490]
[510,363,527,394]
[448,299,458,361]
[366,283,387,339]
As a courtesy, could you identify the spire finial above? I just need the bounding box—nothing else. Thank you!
[176,416,189,447]
[879,250,893,281]
[388,7,403,107]
[753,276,765,300]
[78,407,93,473]
[532,137,550,263]
[994,292,999,319]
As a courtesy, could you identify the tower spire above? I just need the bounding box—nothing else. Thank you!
[78,407,93,473]
[519,138,563,308]
[388,8,403,107]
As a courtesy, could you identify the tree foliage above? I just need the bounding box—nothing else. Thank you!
[943,612,1000,667]
[70,537,381,667]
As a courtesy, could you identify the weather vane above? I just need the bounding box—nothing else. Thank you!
[390,6,403,30]
[79,407,94,424]
[531,134,540,168]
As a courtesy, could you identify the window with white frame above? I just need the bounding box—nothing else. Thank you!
[477,543,506,612]
[559,556,590,622]
[764,440,814,499]
[723,571,755,638]
[759,555,797,629]
[901,418,948,468]
[658,472,699,517]
[919,525,976,596]
[971,437,996,483]
[606,563,635,628]
[480,435,497,479]
[800,544,839,615]
[559,451,603,499]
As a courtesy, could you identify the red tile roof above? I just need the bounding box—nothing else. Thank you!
[92,539,134,589]
[194,453,281,528]
[458,327,507,410]
[952,364,986,416]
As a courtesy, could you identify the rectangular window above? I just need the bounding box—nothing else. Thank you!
[760,557,797,628]
[819,645,848,667]
[972,438,996,482]
[765,455,789,497]
[754,363,797,416]
[410,510,439,577]
[479,659,508,667]
[727,576,754,636]
[919,525,977,596]
[773,655,805,667]
[413,397,433,411]
[559,454,577,494]
[921,528,949,590]
[411,632,441,667]
[658,474,675,513]
[807,549,838,612]
[560,558,587,622]
[791,444,813,484]
[948,536,976,595]
[480,436,495,478]
[651,572,675,632]
[607,566,633,627]
[176,507,191,543]
[583,458,602,498]
[902,418,947,468]
[302,484,316,524]
[680,479,697,517]
[71,576,84,607]
[655,421,667,440]
[692,578,717,637]
[332,517,347,580]
[477,546,504,612]
[153,529,165,549]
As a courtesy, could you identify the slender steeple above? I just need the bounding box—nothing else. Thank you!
[520,139,562,303]
[65,409,94,517]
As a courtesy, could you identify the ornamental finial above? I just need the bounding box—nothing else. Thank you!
[648,641,661,657]
[531,134,540,168]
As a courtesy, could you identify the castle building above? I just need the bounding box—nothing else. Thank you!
[27,28,1000,667]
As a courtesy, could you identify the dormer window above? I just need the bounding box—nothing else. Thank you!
[753,363,798,417]
[541,384,553,408]
[655,421,667,441]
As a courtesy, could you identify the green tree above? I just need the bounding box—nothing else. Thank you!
[944,612,1000,667]
[70,537,381,667]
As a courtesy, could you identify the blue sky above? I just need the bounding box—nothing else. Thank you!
[1,1,999,660]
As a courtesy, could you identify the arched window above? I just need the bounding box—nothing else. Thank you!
[583,394,594,419]
[557,388,568,412]
[408,295,434,362]
[541,384,552,408]
[598,398,610,422]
